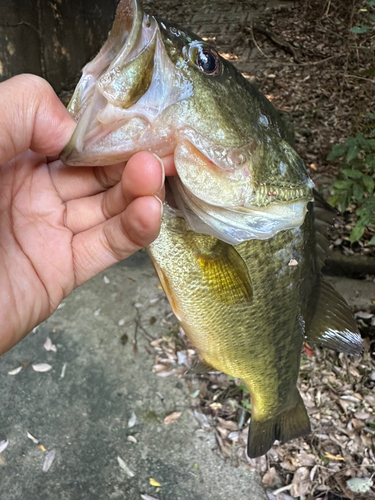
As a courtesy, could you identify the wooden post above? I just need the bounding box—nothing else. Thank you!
[0,0,118,92]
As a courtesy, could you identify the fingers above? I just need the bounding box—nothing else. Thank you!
[0,74,76,164]
[72,195,162,287]
[161,154,177,176]
[65,152,164,233]
[50,161,125,201]
[51,153,175,202]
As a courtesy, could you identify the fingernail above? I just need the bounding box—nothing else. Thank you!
[153,195,164,221]
[152,153,165,191]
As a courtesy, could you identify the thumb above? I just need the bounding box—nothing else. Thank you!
[0,74,76,164]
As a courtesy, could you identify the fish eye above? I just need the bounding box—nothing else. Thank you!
[189,45,222,76]
[196,47,221,76]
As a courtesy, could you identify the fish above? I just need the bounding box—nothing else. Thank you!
[61,0,363,458]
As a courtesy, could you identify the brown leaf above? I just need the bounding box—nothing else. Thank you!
[262,467,277,488]
[164,412,182,425]
[324,451,345,461]
[217,417,238,431]
[290,467,310,497]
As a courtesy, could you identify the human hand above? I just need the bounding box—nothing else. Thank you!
[0,74,176,355]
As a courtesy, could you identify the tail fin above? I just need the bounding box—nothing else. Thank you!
[247,391,311,458]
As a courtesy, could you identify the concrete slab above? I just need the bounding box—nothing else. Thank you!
[0,251,267,500]
[325,275,375,312]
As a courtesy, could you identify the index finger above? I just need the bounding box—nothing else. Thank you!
[50,153,177,202]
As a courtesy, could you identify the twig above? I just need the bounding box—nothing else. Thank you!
[249,24,272,60]
[253,27,301,64]
[272,484,293,496]
[324,0,332,17]
[133,321,138,355]
[343,73,375,83]
[250,53,347,68]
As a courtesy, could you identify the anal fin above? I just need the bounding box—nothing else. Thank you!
[188,358,215,375]
[305,279,363,355]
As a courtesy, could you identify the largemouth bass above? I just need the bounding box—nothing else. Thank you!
[61,0,362,458]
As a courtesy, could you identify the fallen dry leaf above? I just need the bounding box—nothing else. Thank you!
[43,337,57,352]
[324,452,345,461]
[8,366,22,375]
[149,478,161,487]
[164,412,182,425]
[263,467,277,488]
[32,363,52,372]
[346,477,373,494]
[27,432,39,444]
[0,440,9,453]
[42,450,56,472]
[290,467,310,497]
[117,456,135,477]
[128,412,137,428]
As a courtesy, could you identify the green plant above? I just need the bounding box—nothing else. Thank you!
[328,116,375,244]
[351,0,375,34]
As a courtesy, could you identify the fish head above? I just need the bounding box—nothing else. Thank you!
[61,0,314,243]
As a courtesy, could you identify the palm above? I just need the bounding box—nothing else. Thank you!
[0,150,164,354]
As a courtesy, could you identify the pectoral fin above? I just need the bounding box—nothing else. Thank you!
[196,243,253,304]
[305,279,362,355]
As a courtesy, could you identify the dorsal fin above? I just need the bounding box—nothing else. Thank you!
[313,189,339,217]
[305,279,363,355]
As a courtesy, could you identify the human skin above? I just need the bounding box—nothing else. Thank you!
[0,74,176,355]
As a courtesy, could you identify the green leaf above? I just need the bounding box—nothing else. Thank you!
[350,223,366,243]
[351,24,372,33]
[333,180,352,190]
[347,477,373,494]
[238,385,249,393]
[327,144,346,160]
[241,399,252,410]
[362,175,375,193]
[341,169,363,179]
[190,389,200,398]
[366,154,375,169]
[370,0,375,6]
[347,145,360,162]
[366,112,375,120]
[328,194,342,208]
[370,14,375,22]
[353,183,364,200]
[369,235,375,245]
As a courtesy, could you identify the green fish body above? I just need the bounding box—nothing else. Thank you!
[61,0,362,457]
